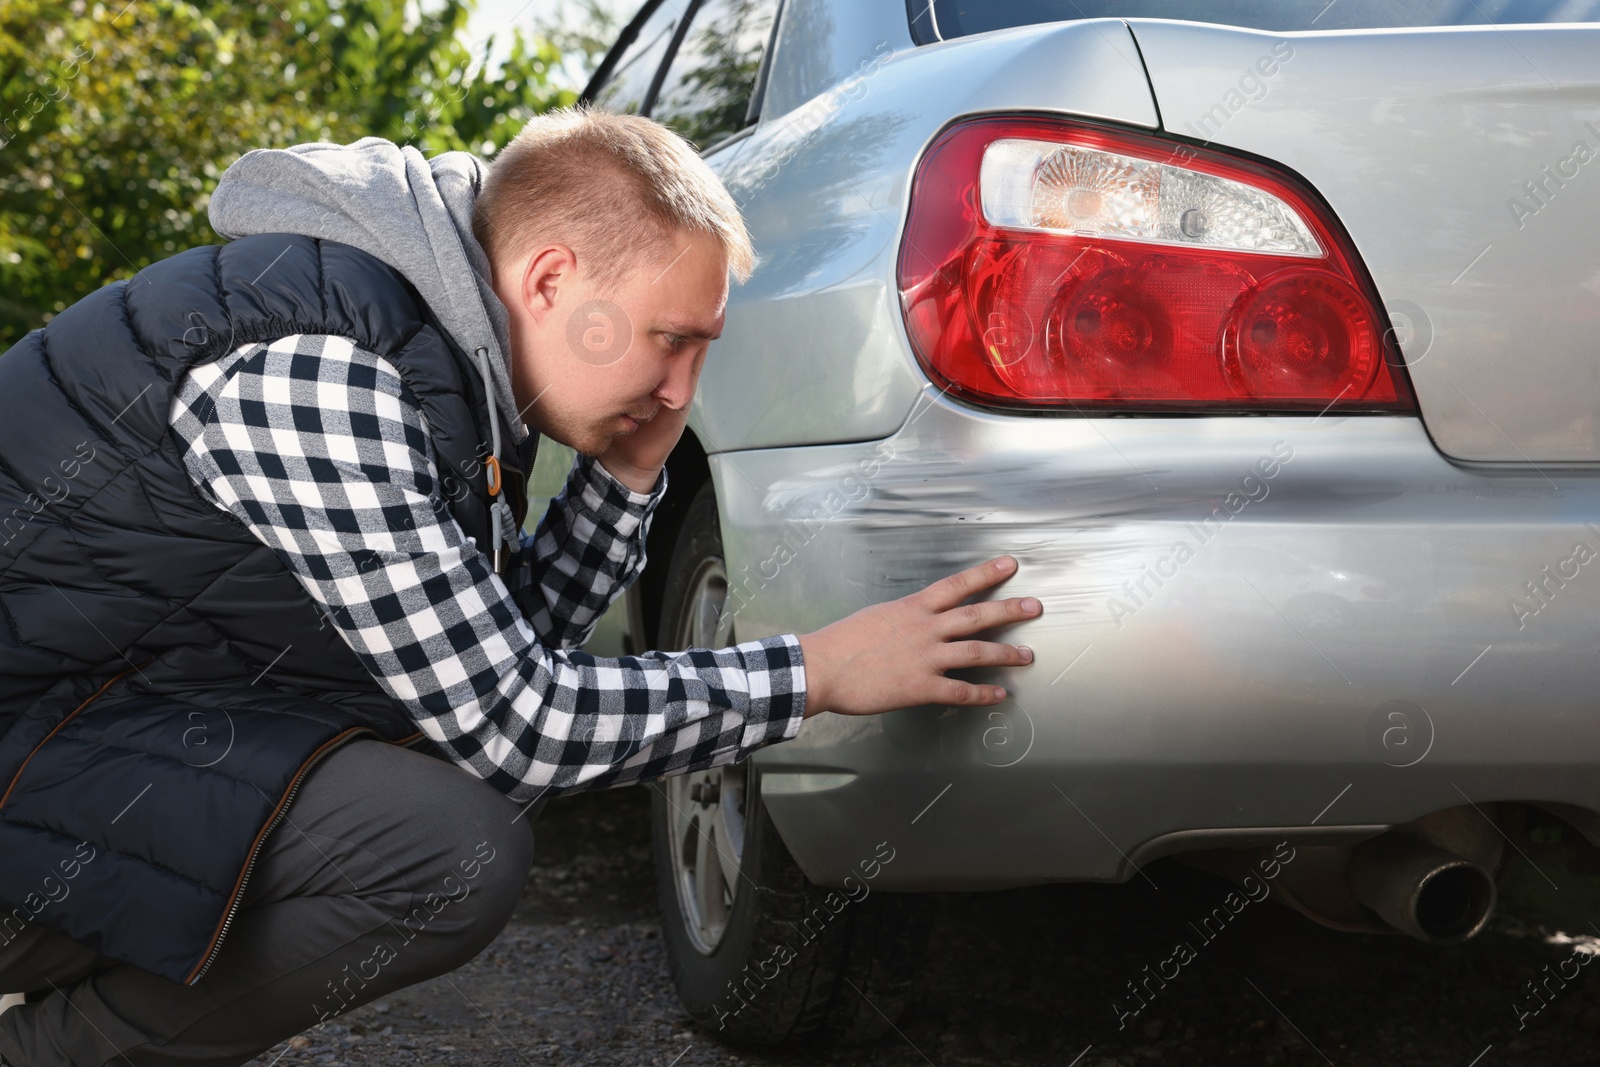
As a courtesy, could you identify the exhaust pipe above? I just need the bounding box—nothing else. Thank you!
[1347,833,1497,946]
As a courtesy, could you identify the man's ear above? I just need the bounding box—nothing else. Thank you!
[518,243,579,325]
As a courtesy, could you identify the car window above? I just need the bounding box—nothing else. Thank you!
[648,0,783,151]
[929,0,1600,36]
[591,1,687,114]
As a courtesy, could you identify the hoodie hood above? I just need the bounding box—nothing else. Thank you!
[207,136,528,448]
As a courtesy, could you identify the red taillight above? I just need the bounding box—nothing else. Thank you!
[897,117,1416,413]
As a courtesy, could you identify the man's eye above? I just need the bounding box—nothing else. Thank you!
[665,334,687,350]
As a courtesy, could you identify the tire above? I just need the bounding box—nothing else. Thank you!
[648,480,934,1046]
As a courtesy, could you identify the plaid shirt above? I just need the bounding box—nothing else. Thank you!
[166,333,807,802]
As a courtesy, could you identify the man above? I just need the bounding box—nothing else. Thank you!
[0,105,1040,1065]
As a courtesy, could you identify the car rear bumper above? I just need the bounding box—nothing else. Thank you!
[712,389,1600,890]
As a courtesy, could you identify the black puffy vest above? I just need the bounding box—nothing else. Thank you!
[0,234,532,984]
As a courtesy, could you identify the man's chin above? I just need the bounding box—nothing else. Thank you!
[570,431,618,459]
[538,424,611,458]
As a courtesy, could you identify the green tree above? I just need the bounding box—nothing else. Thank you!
[0,0,574,345]
[533,0,625,89]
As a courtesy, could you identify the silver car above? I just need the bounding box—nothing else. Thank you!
[528,0,1600,1044]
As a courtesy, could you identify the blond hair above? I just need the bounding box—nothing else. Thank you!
[472,104,755,289]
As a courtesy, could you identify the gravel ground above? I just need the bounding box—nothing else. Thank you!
[245,784,1600,1067]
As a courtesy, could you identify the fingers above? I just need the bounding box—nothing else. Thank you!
[925,637,1032,708]
[937,594,1043,638]
[935,639,1034,671]
[918,555,1019,613]
[934,676,1010,706]
[851,554,1039,714]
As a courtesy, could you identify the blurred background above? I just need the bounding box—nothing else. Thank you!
[0,0,635,347]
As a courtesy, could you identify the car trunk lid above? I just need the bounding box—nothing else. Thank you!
[1128,19,1600,463]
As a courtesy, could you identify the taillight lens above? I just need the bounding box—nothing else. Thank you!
[898,117,1416,413]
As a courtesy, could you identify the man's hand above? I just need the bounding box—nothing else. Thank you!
[596,401,685,493]
[797,555,1040,718]
[597,346,707,493]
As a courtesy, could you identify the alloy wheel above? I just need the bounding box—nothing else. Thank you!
[664,555,747,955]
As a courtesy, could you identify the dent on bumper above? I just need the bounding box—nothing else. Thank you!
[709,392,1600,890]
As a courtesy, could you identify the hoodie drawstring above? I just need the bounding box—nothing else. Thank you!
[473,346,517,575]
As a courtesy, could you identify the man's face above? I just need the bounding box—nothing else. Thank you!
[502,228,729,457]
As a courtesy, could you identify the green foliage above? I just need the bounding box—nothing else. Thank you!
[0,0,578,345]
[539,0,624,85]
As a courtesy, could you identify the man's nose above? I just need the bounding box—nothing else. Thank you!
[654,351,699,410]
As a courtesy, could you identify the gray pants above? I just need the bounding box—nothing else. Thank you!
[0,739,537,1066]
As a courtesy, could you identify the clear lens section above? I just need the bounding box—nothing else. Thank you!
[980,139,1322,257]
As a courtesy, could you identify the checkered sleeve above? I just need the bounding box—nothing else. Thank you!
[166,334,808,802]
[499,452,666,651]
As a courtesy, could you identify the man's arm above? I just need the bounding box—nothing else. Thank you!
[168,333,807,803]
[500,451,666,651]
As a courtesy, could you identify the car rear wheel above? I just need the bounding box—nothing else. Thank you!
[649,480,934,1045]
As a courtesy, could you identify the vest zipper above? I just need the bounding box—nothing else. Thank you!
[5,653,431,985]
[185,726,425,984]
[0,660,155,809]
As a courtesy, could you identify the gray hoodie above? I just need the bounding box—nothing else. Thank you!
[207,137,529,450]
